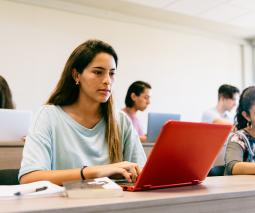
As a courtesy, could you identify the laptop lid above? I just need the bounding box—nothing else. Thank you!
[125,121,231,191]
[147,112,181,142]
[0,109,32,142]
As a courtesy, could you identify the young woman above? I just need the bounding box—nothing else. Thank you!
[19,39,146,185]
[225,86,255,175]
[122,81,151,142]
[0,75,15,109]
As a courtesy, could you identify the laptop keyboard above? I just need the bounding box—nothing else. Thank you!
[113,179,135,186]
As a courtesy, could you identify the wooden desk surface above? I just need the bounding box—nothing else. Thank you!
[1,175,255,213]
[0,141,24,147]
[142,142,154,147]
[0,141,24,169]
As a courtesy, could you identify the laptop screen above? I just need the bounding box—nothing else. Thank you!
[0,109,32,142]
[147,112,181,142]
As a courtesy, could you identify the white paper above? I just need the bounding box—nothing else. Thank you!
[0,181,65,200]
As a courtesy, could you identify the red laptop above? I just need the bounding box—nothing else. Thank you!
[120,120,232,191]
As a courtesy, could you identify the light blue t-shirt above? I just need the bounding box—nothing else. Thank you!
[19,105,146,180]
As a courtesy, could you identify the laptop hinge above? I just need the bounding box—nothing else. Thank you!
[142,184,152,189]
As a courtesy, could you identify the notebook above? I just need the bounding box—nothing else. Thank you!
[0,109,32,142]
[147,112,181,142]
[0,181,65,200]
[119,120,232,191]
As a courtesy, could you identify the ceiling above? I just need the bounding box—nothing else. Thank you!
[9,0,255,39]
[123,0,255,30]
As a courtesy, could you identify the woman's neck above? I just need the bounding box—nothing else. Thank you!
[244,127,255,138]
[124,107,137,115]
[63,98,101,129]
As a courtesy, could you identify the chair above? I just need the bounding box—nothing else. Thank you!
[0,169,19,185]
[208,165,225,176]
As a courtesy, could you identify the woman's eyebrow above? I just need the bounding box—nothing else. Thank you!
[92,66,105,70]
[92,66,116,71]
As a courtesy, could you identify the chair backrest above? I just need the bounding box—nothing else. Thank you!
[207,165,225,176]
[0,169,19,185]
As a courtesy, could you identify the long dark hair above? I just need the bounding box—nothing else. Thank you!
[0,75,15,109]
[235,86,255,130]
[47,39,122,163]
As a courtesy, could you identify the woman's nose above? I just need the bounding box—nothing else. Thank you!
[103,73,112,85]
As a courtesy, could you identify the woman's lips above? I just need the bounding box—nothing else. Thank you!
[98,89,111,95]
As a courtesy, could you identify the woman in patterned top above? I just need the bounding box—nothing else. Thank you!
[225,86,255,175]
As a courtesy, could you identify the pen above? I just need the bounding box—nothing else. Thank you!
[14,186,48,196]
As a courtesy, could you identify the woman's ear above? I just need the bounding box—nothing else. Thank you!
[130,93,137,101]
[72,69,80,85]
[241,111,251,122]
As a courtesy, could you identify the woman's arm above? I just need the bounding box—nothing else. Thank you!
[232,162,255,175]
[225,135,250,175]
[139,135,147,143]
[20,161,140,185]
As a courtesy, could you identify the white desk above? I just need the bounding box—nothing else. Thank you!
[1,176,255,213]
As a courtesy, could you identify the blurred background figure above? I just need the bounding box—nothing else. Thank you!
[123,81,151,143]
[0,75,15,109]
[201,84,239,125]
[205,84,239,176]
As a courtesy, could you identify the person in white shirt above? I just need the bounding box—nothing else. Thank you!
[202,84,239,125]
[203,84,239,176]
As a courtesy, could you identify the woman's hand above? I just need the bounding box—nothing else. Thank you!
[83,161,141,182]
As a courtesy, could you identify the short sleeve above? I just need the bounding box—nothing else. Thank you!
[18,106,53,180]
[224,133,246,175]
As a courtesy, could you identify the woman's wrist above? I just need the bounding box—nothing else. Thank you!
[81,166,101,179]
[80,166,87,180]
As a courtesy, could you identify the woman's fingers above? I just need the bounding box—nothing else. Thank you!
[134,164,141,175]
[119,169,132,182]
[128,166,138,182]
[105,161,142,182]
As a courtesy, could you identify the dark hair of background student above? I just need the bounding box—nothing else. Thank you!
[47,39,121,163]
[125,81,151,108]
[218,84,240,100]
[0,75,15,109]
[235,86,255,130]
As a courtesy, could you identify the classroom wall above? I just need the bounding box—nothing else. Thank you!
[0,1,253,132]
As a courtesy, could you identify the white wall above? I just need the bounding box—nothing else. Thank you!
[0,1,252,132]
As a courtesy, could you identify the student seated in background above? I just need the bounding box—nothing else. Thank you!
[122,81,151,143]
[202,84,239,124]
[225,86,255,175]
[0,75,15,109]
[18,39,146,185]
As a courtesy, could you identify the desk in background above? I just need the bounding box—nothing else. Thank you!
[142,142,154,156]
[0,175,255,213]
[0,142,153,169]
[0,141,24,169]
